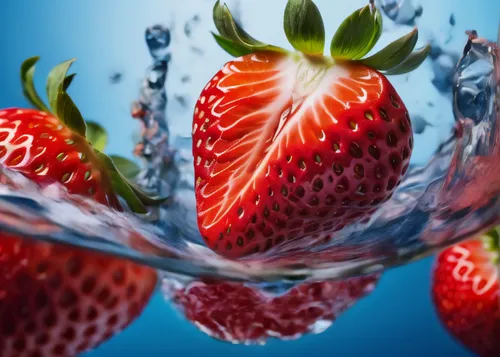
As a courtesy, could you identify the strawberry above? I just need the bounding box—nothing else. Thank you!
[432,230,500,357]
[193,0,430,258]
[165,274,379,344]
[0,57,163,356]
[0,234,157,357]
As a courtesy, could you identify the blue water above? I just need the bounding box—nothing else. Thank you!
[0,0,498,356]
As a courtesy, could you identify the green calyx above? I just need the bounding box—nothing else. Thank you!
[212,0,430,76]
[482,227,500,264]
[20,56,167,214]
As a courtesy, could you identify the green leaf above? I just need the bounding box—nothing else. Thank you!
[284,0,325,56]
[213,1,265,47]
[129,182,170,206]
[212,1,287,57]
[46,58,76,113]
[361,29,419,71]
[384,45,431,75]
[63,73,77,91]
[109,155,141,180]
[86,121,108,151]
[212,33,255,57]
[20,57,51,112]
[330,3,383,60]
[55,91,87,137]
[96,151,147,214]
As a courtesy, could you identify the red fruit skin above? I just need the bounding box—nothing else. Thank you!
[0,234,157,357]
[432,239,500,357]
[165,274,379,344]
[193,52,413,258]
[0,108,120,209]
[0,108,158,356]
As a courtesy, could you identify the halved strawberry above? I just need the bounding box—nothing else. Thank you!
[193,0,430,258]
[165,274,379,344]
[432,231,500,357]
[0,58,162,356]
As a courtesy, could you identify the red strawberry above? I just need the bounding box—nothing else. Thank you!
[0,57,162,356]
[432,231,500,357]
[165,274,379,344]
[0,234,157,357]
[193,0,430,257]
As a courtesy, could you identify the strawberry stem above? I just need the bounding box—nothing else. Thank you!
[210,0,430,75]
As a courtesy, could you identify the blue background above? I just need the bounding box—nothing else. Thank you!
[0,0,498,356]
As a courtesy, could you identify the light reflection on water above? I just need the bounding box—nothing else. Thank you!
[0,1,498,287]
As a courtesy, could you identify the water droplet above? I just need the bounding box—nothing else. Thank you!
[145,25,171,61]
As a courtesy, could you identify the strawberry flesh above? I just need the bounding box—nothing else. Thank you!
[432,238,500,357]
[166,274,379,344]
[193,52,412,257]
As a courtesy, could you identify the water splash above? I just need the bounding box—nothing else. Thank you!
[377,0,423,26]
[0,21,498,286]
[145,25,172,62]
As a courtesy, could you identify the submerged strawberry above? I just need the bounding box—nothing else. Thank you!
[165,274,379,344]
[193,0,430,257]
[0,234,157,357]
[432,230,500,357]
[0,57,162,356]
